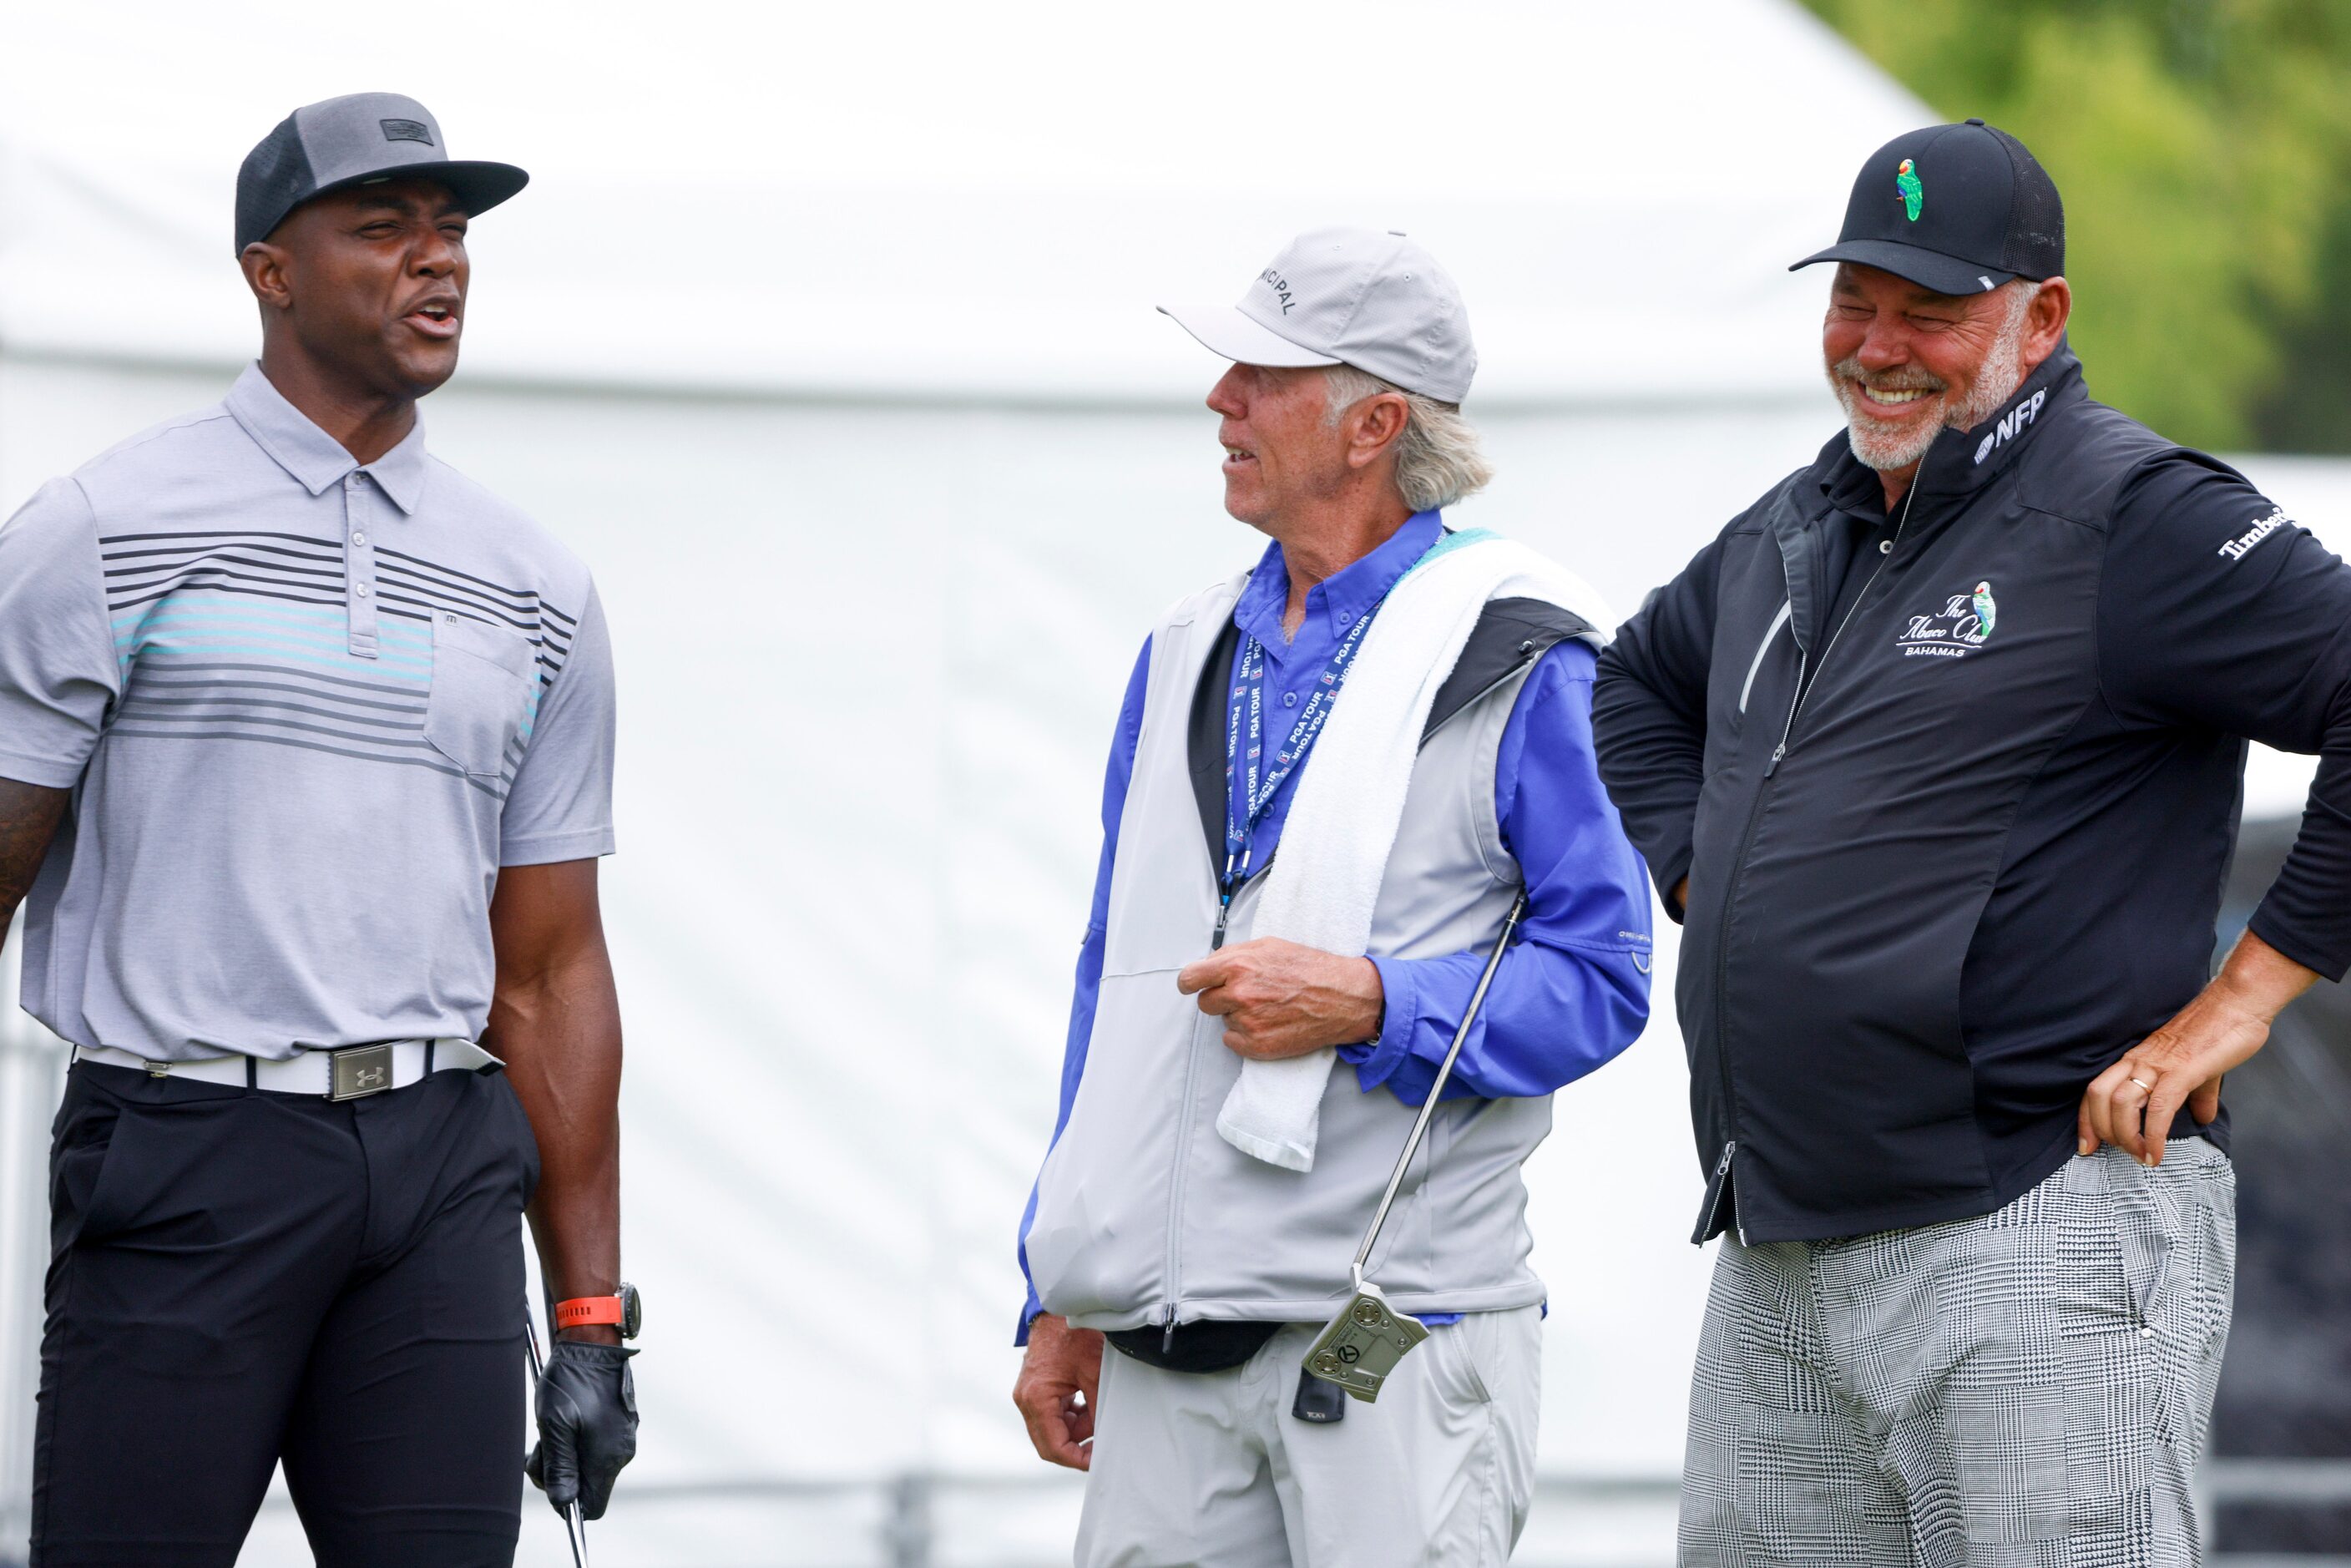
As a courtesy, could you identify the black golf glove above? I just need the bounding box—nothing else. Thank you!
[526,1338,639,1520]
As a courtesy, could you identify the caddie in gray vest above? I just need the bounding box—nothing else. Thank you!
[1595,123,2351,1565]
[1011,229,1654,1565]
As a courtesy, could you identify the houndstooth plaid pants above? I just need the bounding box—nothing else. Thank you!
[1679,1141,2235,1567]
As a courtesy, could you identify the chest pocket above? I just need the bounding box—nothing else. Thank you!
[423,613,535,781]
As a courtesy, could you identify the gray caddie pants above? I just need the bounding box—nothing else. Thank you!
[1679,1140,2236,1566]
[1076,1306,1543,1567]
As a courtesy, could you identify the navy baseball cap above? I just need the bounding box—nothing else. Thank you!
[234,93,528,256]
[1792,119,2064,296]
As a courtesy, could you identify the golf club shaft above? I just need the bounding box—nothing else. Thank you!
[1352,888,1528,1276]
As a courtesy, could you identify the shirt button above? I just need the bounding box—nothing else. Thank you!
[351,531,367,546]
[1879,539,1893,554]
[1283,692,1299,707]
[2140,1326,2156,1339]
[1338,612,1352,625]
[355,583,372,598]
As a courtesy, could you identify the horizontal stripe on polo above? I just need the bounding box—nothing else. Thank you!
[0,362,615,1062]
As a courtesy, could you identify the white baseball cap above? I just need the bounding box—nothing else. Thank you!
[1159,226,1478,403]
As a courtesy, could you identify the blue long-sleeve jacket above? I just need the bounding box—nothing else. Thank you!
[1019,515,1653,1333]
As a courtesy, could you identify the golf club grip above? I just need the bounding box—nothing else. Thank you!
[524,1317,591,1566]
[1352,888,1529,1274]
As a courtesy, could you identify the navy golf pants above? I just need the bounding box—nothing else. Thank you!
[32,1059,540,1566]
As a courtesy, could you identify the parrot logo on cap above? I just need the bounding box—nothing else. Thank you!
[1895,158,1924,222]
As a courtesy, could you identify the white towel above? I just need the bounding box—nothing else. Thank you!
[1213,530,1612,1171]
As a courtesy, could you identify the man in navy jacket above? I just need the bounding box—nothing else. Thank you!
[1595,121,2351,1565]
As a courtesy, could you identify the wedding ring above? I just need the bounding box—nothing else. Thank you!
[2128,1076,2153,1092]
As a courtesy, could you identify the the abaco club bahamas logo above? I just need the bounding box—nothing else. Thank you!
[1895,580,1997,660]
[1895,158,1924,222]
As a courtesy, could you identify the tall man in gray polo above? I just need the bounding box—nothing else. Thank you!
[0,94,636,1565]
[1595,122,2351,1564]
[1013,230,1652,1565]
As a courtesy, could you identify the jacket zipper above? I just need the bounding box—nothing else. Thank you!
[1700,706,1789,1244]
[1716,481,1926,1238]
[1692,1138,1740,1245]
[1762,655,1807,780]
[1768,478,1921,773]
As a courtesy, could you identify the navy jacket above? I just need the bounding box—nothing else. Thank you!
[1593,346,2351,1243]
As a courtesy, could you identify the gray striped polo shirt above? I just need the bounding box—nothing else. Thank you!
[0,365,615,1061]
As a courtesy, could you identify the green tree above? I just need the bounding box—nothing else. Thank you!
[1801,0,2351,453]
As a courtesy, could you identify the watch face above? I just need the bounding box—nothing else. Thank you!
[619,1281,642,1340]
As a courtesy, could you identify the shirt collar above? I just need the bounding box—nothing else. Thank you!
[225,363,430,515]
[1233,509,1445,653]
[1819,441,1886,521]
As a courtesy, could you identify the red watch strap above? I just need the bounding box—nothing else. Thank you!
[554,1296,625,1330]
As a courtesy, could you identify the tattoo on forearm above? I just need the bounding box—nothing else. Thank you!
[0,781,70,933]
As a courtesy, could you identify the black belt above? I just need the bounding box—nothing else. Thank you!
[1105,1319,1285,1373]
[1105,1319,1351,1424]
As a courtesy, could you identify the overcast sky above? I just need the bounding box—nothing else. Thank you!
[0,1,1935,404]
[3,1,1903,200]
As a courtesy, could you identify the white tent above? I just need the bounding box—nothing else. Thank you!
[4,3,2342,1564]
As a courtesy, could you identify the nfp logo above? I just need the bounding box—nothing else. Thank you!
[1974,389,2047,464]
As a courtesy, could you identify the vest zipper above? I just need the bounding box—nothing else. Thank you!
[1161,992,1206,1346]
[1208,645,1539,946]
[1210,856,1272,952]
[1170,860,1268,1332]
[1176,641,1546,1319]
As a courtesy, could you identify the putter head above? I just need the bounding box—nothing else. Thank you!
[1301,1280,1428,1404]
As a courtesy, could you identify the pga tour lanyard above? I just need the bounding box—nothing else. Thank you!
[1217,601,1384,942]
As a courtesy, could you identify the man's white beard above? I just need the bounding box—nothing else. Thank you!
[1832,367,1948,473]
[1829,286,2037,473]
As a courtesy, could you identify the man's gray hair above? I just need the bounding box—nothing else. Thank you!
[1322,365,1495,513]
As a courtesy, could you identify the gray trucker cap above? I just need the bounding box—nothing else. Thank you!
[1160,227,1478,403]
[234,93,528,255]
